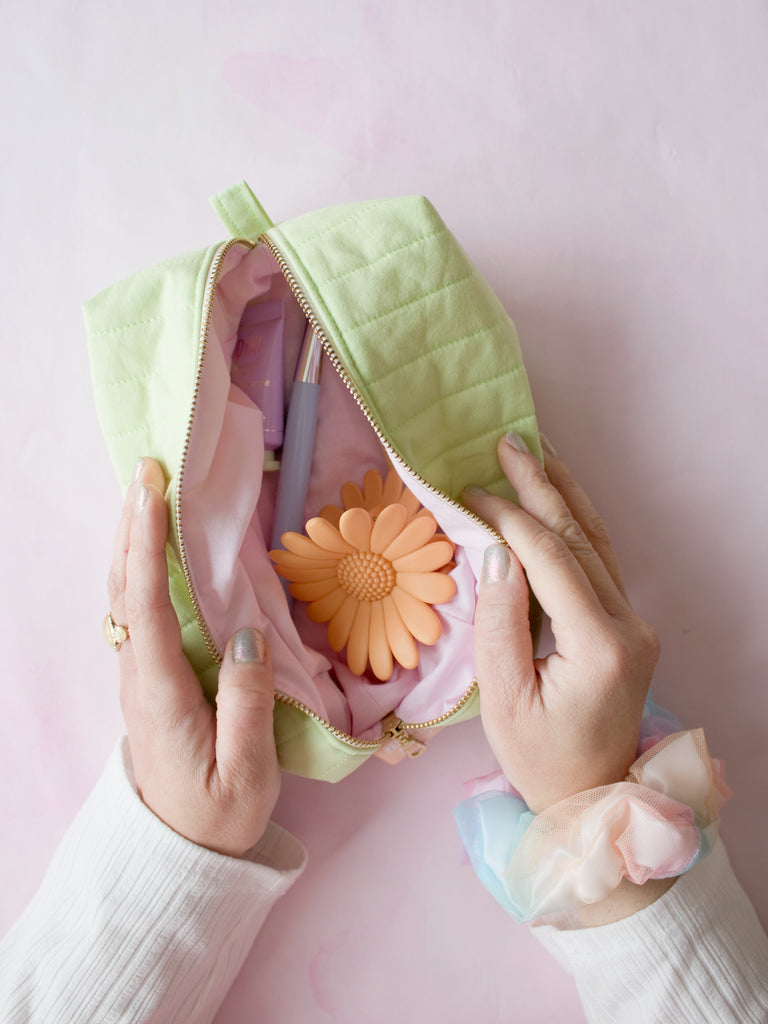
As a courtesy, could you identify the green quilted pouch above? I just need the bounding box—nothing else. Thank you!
[86,181,540,782]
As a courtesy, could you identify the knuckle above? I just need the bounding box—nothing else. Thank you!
[595,620,660,682]
[530,527,571,564]
[476,599,514,638]
[597,635,634,679]
[495,506,521,535]
[217,683,275,720]
[519,456,551,493]
[559,517,587,549]
[637,621,661,665]
[582,510,612,547]
[107,566,124,608]
[123,579,171,623]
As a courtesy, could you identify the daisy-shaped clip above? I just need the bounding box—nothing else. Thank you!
[270,470,457,682]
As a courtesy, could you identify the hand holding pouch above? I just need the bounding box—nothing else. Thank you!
[85,181,541,781]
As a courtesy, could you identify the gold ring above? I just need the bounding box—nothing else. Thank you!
[104,612,130,652]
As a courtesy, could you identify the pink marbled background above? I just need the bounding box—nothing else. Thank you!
[1,2,767,1020]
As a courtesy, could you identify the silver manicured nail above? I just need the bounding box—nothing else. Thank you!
[540,434,558,456]
[504,431,530,454]
[481,544,512,584]
[132,458,145,482]
[233,628,267,664]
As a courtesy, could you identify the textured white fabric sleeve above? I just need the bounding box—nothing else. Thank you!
[0,737,307,1024]
[532,840,768,1023]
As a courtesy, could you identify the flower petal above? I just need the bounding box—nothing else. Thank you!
[395,571,457,605]
[392,539,454,573]
[391,585,442,645]
[341,481,365,509]
[383,595,419,669]
[279,532,339,561]
[274,565,338,583]
[381,467,404,506]
[306,517,356,554]
[327,593,359,650]
[270,548,339,569]
[346,600,372,675]
[370,503,408,554]
[368,600,393,681]
[306,586,347,624]
[319,504,342,528]
[339,507,373,551]
[382,514,437,561]
[362,468,384,507]
[400,489,421,519]
[290,577,343,603]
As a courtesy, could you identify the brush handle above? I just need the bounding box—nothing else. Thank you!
[271,327,323,605]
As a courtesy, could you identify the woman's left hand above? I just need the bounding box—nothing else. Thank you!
[107,457,281,858]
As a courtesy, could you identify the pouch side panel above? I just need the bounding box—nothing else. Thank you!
[269,198,541,501]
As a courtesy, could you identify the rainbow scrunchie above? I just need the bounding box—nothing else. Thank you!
[454,699,730,922]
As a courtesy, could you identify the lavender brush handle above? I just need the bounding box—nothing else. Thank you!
[271,379,320,547]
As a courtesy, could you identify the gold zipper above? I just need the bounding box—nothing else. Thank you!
[259,233,504,543]
[275,679,478,752]
[174,239,241,664]
[175,234,487,754]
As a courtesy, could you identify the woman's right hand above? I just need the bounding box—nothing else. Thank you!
[463,433,661,816]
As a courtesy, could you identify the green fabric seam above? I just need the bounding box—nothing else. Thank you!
[388,364,526,433]
[289,198,390,246]
[89,305,197,338]
[340,271,475,334]
[420,411,537,472]
[366,317,508,386]
[271,228,370,400]
[314,226,448,287]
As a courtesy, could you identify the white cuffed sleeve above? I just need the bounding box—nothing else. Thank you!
[0,737,307,1024]
[533,840,768,1023]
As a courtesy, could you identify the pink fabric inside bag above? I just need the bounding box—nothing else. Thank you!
[180,243,494,740]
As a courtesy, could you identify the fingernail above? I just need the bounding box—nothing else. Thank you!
[481,544,512,584]
[504,431,530,454]
[233,628,267,664]
[463,485,487,497]
[132,458,145,482]
[540,434,558,456]
[134,484,148,515]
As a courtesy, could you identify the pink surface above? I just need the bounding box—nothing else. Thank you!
[1,3,767,1021]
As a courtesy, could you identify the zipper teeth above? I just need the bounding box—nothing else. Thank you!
[274,692,383,748]
[401,677,478,730]
[176,234,484,752]
[275,679,478,746]
[259,233,504,542]
[175,240,240,666]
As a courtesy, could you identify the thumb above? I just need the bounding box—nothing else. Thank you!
[215,628,278,785]
[474,545,537,716]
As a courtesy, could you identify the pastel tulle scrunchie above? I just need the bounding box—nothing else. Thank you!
[454,698,731,922]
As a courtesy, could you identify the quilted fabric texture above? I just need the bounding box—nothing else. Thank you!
[267,195,542,498]
[86,246,223,696]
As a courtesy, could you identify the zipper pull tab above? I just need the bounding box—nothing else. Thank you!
[375,714,427,764]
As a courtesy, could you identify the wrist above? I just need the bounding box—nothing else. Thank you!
[455,725,729,924]
[574,875,677,927]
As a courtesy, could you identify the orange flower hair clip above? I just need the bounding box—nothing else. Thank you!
[270,468,456,681]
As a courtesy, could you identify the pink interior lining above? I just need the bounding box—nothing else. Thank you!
[180,243,496,739]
